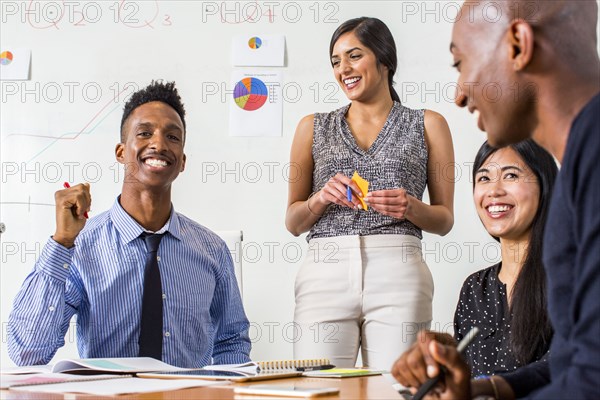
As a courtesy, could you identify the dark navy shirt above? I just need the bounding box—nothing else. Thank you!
[502,93,600,398]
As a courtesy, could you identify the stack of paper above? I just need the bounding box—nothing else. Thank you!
[50,357,190,374]
[9,377,224,396]
[203,361,260,376]
[0,357,215,395]
[1,373,125,389]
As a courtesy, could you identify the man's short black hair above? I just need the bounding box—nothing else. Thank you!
[120,80,186,142]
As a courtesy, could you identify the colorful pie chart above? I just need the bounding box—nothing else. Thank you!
[248,37,262,49]
[234,77,268,111]
[0,51,13,65]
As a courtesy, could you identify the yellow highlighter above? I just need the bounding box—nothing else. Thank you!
[351,171,369,210]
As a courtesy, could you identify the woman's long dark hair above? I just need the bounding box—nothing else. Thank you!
[473,139,557,364]
[329,17,400,103]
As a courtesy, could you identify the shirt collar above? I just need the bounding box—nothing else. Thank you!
[109,196,182,244]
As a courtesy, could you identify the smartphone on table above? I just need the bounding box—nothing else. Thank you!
[233,385,340,397]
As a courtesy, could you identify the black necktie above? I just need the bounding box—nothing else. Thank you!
[138,232,165,359]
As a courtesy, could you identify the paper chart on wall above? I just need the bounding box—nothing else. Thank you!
[229,70,283,137]
[0,48,31,80]
[232,34,285,66]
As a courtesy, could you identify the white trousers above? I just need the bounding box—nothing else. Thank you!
[293,235,434,371]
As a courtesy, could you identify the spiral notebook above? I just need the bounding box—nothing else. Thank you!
[257,358,332,371]
[201,358,332,374]
[138,359,333,382]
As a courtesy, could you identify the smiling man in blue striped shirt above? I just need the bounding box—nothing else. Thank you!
[8,81,251,367]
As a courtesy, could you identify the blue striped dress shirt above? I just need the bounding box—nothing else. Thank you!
[8,198,251,367]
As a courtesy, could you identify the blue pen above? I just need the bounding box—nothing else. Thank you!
[346,186,352,202]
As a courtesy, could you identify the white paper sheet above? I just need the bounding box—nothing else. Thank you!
[10,377,225,395]
[1,373,125,389]
[0,365,51,375]
[203,361,259,375]
[232,34,285,66]
[0,48,31,80]
[229,70,283,137]
[51,357,189,373]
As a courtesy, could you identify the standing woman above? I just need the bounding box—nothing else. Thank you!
[286,17,454,370]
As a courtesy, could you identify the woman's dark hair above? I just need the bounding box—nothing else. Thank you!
[329,17,400,103]
[473,139,557,364]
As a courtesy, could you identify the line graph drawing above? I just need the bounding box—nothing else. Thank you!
[2,87,130,163]
[0,196,54,212]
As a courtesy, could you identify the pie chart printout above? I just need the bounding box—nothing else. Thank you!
[0,51,13,65]
[248,37,262,49]
[233,77,268,111]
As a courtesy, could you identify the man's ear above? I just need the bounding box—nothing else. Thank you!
[508,19,534,71]
[180,153,186,172]
[115,142,125,164]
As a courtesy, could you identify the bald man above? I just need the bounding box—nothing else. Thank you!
[391,1,599,399]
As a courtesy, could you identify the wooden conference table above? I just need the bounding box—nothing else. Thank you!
[1,375,403,399]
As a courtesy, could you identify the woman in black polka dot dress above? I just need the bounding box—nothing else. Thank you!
[454,140,557,377]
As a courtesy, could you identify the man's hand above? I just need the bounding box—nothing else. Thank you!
[391,330,459,395]
[53,183,91,248]
[426,336,472,399]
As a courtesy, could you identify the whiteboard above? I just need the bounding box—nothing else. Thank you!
[2,1,599,368]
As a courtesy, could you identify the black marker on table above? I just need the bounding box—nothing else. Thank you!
[296,364,336,372]
[412,326,480,400]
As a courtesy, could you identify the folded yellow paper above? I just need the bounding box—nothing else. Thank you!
[351,171,369,210]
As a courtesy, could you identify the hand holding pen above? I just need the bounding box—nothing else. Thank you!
[53,182,91,248]
[411,327,479,400]
[62,182,89,219]
[391,328,478,400]
[316,173,363,210]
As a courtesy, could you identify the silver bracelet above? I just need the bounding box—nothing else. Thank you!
[489,377,500,400]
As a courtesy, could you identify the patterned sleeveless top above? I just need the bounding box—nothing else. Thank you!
[308,102,428,241]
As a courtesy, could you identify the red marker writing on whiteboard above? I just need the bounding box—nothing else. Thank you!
[63,182,89,219]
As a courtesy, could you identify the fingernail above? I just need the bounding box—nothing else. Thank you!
[427,365,436,377]
[435,341,446,355]
[358,205,363,210]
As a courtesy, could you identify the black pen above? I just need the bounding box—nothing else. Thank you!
[412,327,479,400]
[296,364,336,372]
